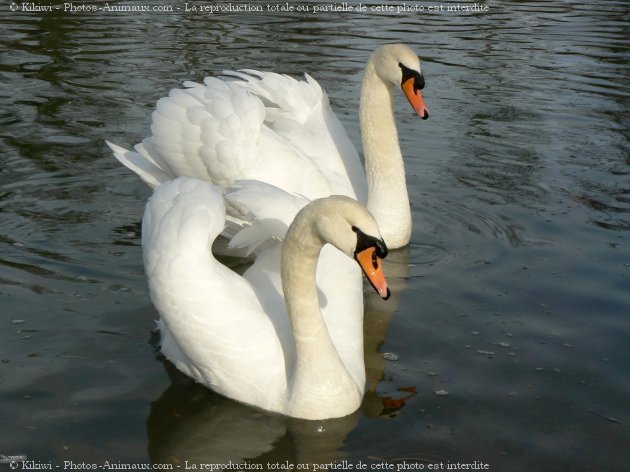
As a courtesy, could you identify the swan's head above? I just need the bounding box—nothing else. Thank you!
[312,196,391,300]
[372,43,430,120]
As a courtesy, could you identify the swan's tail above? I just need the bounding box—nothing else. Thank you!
[106,141,172,189]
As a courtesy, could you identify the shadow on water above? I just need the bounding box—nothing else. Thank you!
[147,363,359,467]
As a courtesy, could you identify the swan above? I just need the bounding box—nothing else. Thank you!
[107,43,429,248]
[143,177,391,420]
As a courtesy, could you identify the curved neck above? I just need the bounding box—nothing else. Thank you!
[359,61,412,248]
[281,226,326,343]
[280,211,361,417]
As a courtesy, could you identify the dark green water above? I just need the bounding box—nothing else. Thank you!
[1,1,628,470]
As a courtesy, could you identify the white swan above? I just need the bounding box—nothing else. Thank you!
[107,43,428,248]
[144,177,390,420]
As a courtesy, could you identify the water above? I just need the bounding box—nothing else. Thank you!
[1,1,628,469]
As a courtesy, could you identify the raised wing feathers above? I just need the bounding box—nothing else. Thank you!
[108,69,366,203]
[224,180,311,255]
[142,178,288,408]
[227,70,366,200]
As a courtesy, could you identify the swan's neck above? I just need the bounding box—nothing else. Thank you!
[360,61,412,248]
[281,217,361,419]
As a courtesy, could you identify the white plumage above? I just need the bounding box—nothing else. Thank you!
[109,44,429,418]
[143,178,390,419]
[108,43,429,249]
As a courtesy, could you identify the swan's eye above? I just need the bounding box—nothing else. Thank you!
[399,63,425,92]
[353,226,389,259]
[375,239,388,259]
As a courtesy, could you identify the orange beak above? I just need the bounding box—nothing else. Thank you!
[355,247,390,300]
[402,77,430,120]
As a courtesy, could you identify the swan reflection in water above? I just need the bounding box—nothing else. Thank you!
[147,247,413,467]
